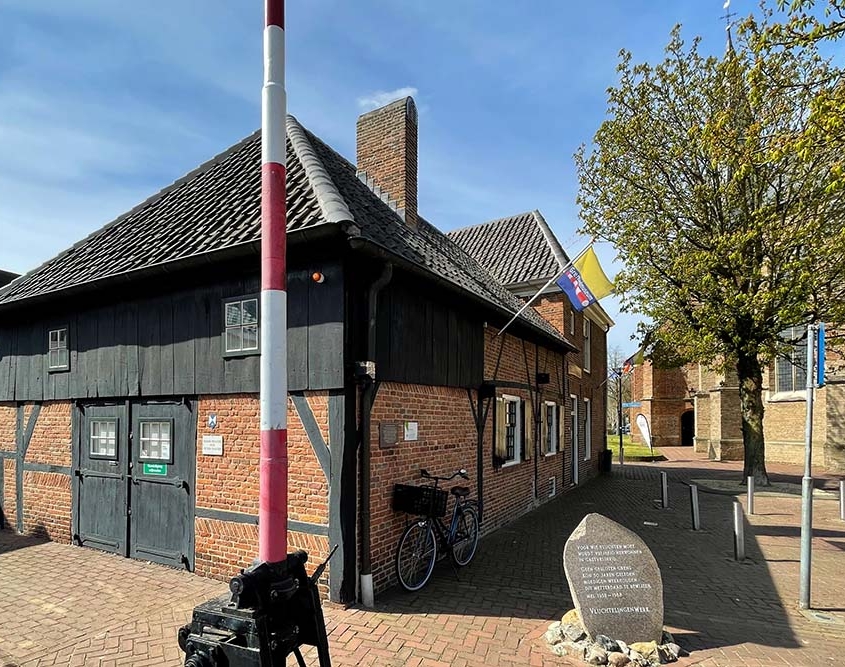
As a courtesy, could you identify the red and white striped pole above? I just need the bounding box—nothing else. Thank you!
[259,0,287,563]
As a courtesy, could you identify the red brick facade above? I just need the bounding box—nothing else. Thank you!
[627,363,694,448]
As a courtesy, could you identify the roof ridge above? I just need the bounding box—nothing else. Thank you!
[446,210,537,236]
[286,115,354,224]
[0,129,262,303]
[531,210,571,268]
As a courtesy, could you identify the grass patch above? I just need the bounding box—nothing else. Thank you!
[606,434,661,458]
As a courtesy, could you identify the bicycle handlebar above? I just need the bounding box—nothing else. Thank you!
[420,468,469,482]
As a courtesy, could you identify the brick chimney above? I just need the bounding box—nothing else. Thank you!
[356,96,418,227]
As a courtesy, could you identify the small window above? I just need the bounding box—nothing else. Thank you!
[90,420,117,459]
[774,326,807,394]
[224,297,259,355]
[544,401,558,455]
[583,318,591,373]
[48,327,69,371]
[569,310,575,336]
[139,420,172,462]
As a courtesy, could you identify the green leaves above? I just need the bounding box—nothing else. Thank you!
[576,18,845,370]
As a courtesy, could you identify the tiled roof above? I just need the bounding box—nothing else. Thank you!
[447,211,567,286]
[0,117,572,348]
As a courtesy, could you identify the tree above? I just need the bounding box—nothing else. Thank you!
[576,24,845,483]
[606,347,632,434]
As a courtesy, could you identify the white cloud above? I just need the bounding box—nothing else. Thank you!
[357,87,419,111]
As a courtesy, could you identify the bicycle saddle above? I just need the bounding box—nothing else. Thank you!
[450,486,470,498]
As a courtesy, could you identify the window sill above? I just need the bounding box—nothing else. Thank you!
[501,459,520,469]
[544,451,558,458]
[767,391,806,403]
[223,350,260,359]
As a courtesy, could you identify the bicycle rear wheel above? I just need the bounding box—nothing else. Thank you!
[450,505,479,567]
[395,520,437,591]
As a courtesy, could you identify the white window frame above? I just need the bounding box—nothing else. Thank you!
[770,325,807,400]
[583,318,591,373]
[569,310,575,336]
[224,296,260,355]
[89,419,118,460]
[544,401,558,456]
[139,419,174,463]
[502,394,522,467]
[48,327,70,371]
[570,395,579,484]
[584,398,592,461]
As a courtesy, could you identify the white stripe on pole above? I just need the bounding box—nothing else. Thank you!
[262,26,287,166]
[260,289,288,430]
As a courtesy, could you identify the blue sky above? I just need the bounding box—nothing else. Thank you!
[0,0,760,355]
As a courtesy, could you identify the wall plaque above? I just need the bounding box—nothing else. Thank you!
[379,422,399,449]
[202,435,224,456]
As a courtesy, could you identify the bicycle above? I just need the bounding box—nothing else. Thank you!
[392,467,480,592]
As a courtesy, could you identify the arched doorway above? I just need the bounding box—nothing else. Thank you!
[680,410,695,446]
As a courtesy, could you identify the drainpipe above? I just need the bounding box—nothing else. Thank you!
[359,263,392,607]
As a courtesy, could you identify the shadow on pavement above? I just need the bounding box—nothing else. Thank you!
[377,463,804,656]
[0,527,49,556]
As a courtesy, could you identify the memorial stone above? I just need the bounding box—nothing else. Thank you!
[563,513,664,645]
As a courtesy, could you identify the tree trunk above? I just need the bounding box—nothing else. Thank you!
[736,352,769,485]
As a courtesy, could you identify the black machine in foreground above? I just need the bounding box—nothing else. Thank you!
[178,547,336,667]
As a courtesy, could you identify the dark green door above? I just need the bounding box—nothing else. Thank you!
[129,400,196,570]
[75,403,129,555]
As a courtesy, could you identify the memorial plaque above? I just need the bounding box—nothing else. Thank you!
[563,513,663,645]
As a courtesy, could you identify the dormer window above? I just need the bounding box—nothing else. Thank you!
[48,327,69,371]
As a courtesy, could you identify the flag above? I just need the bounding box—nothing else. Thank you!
[556,246,613,311]
[623,347,645,374]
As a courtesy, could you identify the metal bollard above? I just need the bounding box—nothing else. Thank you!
[747,476,755,516]
[690,484,701,531]
[734,501,745,561]
[660,471,669,509]
[840,480,844,522]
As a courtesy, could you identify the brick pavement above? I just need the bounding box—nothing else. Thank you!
[1,448,843,666]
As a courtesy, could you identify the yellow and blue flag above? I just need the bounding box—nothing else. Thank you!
[556,246,613,312]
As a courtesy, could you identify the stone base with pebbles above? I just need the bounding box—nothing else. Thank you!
[544,610,686,667]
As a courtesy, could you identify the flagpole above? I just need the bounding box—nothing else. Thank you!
[497,240,594,337]
[260,0,288,563]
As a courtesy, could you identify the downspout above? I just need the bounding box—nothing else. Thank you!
[359,262,392,607]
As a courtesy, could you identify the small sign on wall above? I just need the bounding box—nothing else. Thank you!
[379,423,399,449]
[202,435,224,456]
[404,421,419,442]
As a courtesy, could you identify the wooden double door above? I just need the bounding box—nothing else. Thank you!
[73,399,196,570]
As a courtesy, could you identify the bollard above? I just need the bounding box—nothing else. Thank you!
[733,501,745,561]
[690,484,701,531]
[839,479,845,522]
[660,471,669,509]
[747,476,755,516]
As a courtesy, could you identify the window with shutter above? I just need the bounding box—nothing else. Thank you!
[497,395,521,466]
[522,398,533,461]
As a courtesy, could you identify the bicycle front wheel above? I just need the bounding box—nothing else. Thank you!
[450,505,479,567]
[395,520,437,591]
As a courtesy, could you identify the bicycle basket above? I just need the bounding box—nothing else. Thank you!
[392,484,448,517]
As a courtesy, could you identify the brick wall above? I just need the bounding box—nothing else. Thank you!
[194,393,330,583]
[628,363,694,447]
[0,403,14,528]
[20,402,72,540]
[369,383,477,594]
